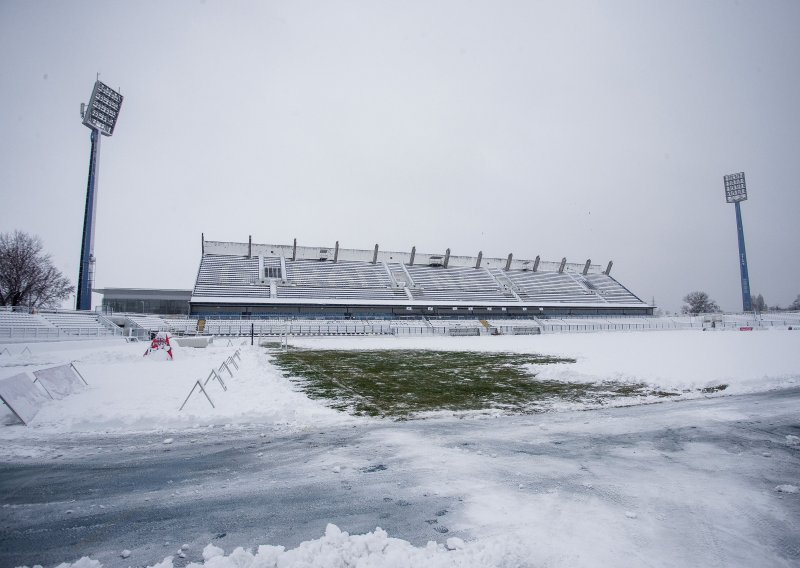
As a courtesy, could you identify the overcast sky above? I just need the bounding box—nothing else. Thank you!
[1,0,798,313]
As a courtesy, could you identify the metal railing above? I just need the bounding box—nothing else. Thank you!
[206,323,395,336]
[538,321,697,333]
[97,314,124,336]
[0,326,119,341]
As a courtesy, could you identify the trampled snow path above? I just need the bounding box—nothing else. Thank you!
[2,388,799,568]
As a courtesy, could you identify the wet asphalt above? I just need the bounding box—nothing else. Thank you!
[1,388,799,568]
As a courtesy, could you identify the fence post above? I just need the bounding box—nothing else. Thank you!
[219,361,233,378]
[205,368,227,391]
[70,362,89,385]
[179,380,215,410]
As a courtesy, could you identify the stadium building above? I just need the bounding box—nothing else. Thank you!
[190,238,652,319]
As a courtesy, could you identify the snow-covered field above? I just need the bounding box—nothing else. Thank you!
[1,330,798,567]
[1,330,797,435]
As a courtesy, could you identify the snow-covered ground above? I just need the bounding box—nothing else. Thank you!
[1,329,798,567]
[0,338,350,435]
[1,330,797,435]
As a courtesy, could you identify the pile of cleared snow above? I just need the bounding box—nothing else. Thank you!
[0,340,349,435]
[29,524,530,568]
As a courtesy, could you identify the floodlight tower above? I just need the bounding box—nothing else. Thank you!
[723,172,752,312]
[76,80,123,311]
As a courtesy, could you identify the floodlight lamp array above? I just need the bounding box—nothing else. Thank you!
[82,80,123,136]
[724,171,747,203]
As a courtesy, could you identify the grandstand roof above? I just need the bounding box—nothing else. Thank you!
[203,240,604,273]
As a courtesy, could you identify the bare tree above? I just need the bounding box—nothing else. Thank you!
[751,294,767,313]
[789,294,800,311]
[0,231,73,309]
[681,291,720,315]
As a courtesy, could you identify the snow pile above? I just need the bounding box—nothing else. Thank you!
[0,340,350,436]
[29,525,530,568]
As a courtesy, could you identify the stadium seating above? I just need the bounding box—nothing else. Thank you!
[581,273,642,304]
[405,265,499,291]
[494,269,601,304]
[163,318,200,333]
[194,255,262,297]
[126,314,170,332]
[0,310,119,339]
[428,319,484,329]
[190,241,650,316]
[285,259,391,289]
[39,312,111,333]
[0,311,57,338]
[0,311,54,329]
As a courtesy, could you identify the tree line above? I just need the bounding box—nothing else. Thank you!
[681,290,800,314]
[1,231,72,309]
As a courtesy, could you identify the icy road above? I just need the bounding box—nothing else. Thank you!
[2,388,799,568]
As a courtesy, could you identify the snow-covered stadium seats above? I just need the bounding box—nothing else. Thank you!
[190,240,650,316]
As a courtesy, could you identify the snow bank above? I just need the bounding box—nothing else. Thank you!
[30,524,530,568]
[0,340,350,437]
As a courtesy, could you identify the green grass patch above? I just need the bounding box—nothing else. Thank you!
[270,349,677,418]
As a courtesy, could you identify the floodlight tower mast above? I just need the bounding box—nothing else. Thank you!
[723,172,752,312]
[76,80,123,311]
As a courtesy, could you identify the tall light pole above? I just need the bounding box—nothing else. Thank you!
[723,172,752,312]
[76,80,123,311]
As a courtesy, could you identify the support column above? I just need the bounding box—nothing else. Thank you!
[735,201,753,311]
[77,128,101,311]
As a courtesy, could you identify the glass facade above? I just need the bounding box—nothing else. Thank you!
[101,295,190,315]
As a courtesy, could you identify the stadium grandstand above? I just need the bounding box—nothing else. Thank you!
[189,237,653,319]
[7,237,800,343]
[0,307,122,341]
